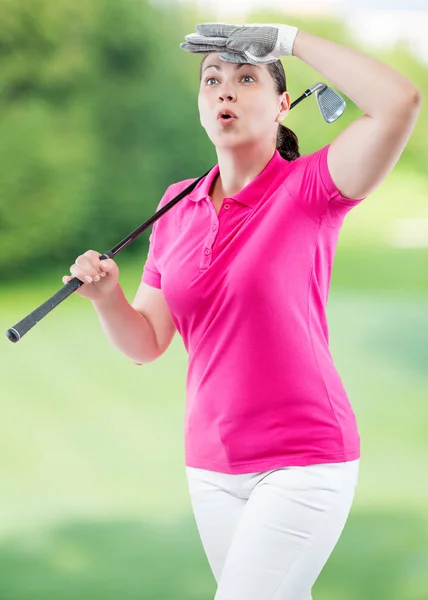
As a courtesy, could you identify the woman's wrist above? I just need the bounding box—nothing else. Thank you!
[91,282,122,309]
[277,24,300,57]
[291,29,302,57]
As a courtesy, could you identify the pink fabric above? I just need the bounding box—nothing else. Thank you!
[142,144,366,474]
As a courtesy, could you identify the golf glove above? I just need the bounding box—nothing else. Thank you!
[180,23,299,64]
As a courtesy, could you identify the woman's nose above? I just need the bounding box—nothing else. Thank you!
[218,87,236,102]
[219,92,236,101]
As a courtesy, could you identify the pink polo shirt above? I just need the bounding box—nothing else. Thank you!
[142,143,366,474]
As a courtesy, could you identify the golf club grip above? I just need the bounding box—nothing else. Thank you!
[6,276,85,343]
[6,253,113,343]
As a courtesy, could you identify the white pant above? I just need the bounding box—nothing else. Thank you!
[186,459,360,600]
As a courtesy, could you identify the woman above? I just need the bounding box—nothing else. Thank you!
[63,22,421,600]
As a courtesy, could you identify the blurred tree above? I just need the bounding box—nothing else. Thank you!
[0,1,426,280]
[0,0,207,279]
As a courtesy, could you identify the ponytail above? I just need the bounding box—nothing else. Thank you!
[276,123,300,161]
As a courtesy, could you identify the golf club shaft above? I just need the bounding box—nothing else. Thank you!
[5,170,210,343]
[290,88,312,109]
[5,82,327,343]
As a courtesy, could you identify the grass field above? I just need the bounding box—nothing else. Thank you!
[1,167,427,599]
[1,262,427,600]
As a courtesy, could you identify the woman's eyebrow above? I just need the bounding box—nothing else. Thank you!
[203,63,261,73]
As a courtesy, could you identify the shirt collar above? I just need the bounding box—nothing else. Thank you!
[186,149,286,209]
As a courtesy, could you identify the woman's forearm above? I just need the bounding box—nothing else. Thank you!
[92,284,160,365]
[292,29,422,118]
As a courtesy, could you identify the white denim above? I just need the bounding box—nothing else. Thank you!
[186,459,360,600]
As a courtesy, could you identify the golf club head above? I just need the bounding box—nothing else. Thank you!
[310,82,346,123]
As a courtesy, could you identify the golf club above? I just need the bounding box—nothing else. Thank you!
[290,82,346,121]
[6,82,346,343]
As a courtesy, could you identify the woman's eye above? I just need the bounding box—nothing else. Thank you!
[205,75,255,85]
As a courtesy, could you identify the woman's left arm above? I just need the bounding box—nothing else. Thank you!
[292,29,422,200]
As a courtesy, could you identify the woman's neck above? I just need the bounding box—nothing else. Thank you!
[215,144,276,198]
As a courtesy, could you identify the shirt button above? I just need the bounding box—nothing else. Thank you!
[212,225,217,232]
[204,248,211,255]
[224,203,230,210]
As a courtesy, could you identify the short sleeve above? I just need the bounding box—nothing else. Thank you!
[141,222,161,289]
[284,143,366,225]
[140,179,197,289]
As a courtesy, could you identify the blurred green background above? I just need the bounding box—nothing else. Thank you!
[0,1,427,599]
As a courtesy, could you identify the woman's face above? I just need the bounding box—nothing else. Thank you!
[198,53,290,150]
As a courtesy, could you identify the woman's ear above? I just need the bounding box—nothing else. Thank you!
[275,92,291,123]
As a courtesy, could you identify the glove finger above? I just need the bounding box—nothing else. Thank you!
[195,23,239,38]
[180,42,224,53]
[184,32,228,47]
[216,47,277,65]
[218,50,251,63]
[227,26,278,58]
[243,51,279,64]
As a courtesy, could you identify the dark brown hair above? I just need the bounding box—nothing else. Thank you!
[199,55,300,161]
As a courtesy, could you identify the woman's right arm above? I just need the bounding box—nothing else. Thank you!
[92,283,161,364]
[63,250,161,364]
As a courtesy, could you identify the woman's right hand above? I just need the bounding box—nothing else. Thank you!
[62,250,120,302]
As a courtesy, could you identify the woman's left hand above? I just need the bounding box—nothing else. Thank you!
[180,23,299,64]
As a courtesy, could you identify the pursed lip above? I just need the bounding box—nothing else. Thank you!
[217,109,238,119]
